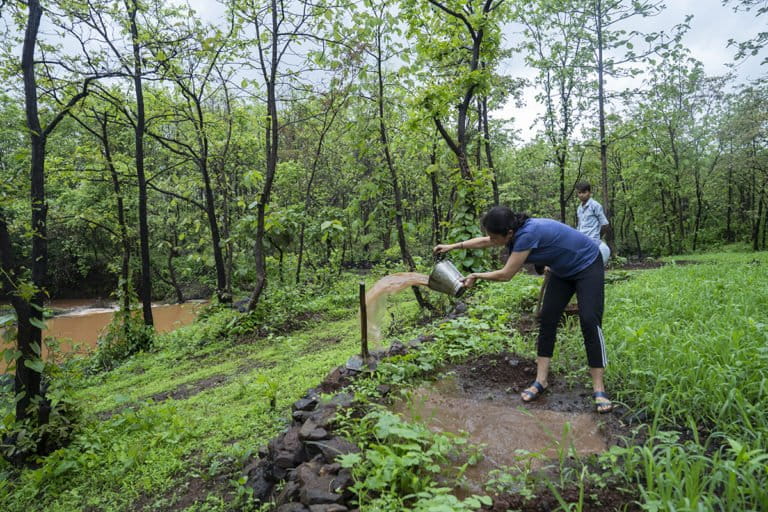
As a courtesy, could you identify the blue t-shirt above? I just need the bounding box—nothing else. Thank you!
[509,218,599,278]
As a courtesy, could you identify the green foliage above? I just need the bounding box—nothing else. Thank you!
[0,372,82,464]
[339,409,491,511]
[91,311,154,372]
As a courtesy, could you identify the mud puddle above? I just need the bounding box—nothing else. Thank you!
[391,352,627,497]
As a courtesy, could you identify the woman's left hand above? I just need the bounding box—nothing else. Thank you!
[462,273,479,288]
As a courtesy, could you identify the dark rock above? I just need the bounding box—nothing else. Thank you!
[307,407,336,429]
[293,397,319,412]
[376,384,391,397]
[311,436,359,463]
[245,458,274,503]
[300,419,329,441]
[331,469,353,496]
[320,463,341,475]
[309,505,348,512]
[295,461,345,506]
[275,481,301,506]
[319,367,351,393]
[299,419,319,439]
[306,428,329,441]
[274,428,306,469]
[301,488,344,506]
[387,340,407,356]
[293,410,312,424]
[277,504,309,512]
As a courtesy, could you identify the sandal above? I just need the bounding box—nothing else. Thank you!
[593,391,613,414]
[521,380,548,402]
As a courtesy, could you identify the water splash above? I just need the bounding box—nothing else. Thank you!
[365,272,429,341]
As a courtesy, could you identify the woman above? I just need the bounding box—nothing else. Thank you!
[433,206,612,413]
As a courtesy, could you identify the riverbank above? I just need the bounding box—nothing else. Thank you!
[0,300,207,373]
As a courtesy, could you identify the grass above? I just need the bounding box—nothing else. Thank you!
[1,250,767,511]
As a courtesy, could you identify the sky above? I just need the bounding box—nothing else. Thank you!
[494,0,768,136]
[183,0,766,138]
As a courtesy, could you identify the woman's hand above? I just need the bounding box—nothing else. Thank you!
[462,273,479,288]
[433,244,453,255]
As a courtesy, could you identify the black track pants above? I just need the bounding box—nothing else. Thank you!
[537,257,607,368]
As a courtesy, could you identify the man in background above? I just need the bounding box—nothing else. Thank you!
[575,182,611,264]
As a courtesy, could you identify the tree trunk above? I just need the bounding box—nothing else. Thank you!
[247,0,279,311]
[16,0,46,427]
[375,26,430,310]
[99,113,132,320]
[429,142,441,245]
[595,0,612,250]
[726,163,734,242]
[167,247,184,304]
[126,0,154,327]
[481,95,499,205]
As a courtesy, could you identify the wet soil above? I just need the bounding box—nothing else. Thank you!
[396,352,640,511]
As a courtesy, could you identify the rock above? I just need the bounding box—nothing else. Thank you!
[245,458,274,503]
[277,504,309,512]
[312,436,359,463]
[345,355,365,371]
[295,461,345,506]
[376,384,391,397]
[387,340,407,356]
[320,463,341,475]
[306,428,329,441]
[309,505,348,512]
[293,410,312,424]
[275,481,301,506]
[293,397,319,412]
[299,419,319,439]
[300,419,329,441]
[300,488,344,506]
[319,367,351,393]
[274,428,306,470]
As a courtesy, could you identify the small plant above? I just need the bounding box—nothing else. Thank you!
[338,409,491,511]
[254,374,279,411]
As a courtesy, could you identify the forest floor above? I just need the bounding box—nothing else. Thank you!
[2,248,767,511]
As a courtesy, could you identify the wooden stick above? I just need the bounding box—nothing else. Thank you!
[359,282,369,360]
[535,271,550,318]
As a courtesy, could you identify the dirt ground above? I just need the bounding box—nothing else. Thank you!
[446,352,642,511]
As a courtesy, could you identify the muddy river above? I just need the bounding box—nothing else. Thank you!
[1,300,204,372]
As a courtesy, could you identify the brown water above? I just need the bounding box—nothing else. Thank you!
[392,377,608,496]
[1,300,204,372]
[365,273,429,341]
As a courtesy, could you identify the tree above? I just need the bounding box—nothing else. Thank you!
[233,0,329,310]
[403,0,510,220]
[724,0,768,64]
[516,0,593,221]
[0,0,113,460]
[147,16,236,303]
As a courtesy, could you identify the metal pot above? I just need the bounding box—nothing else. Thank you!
[428,259,466,297]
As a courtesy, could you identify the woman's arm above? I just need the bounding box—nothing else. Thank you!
[463,250,531,287]
[433,236,494,254]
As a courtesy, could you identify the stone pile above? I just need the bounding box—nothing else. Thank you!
[243,330,440,511]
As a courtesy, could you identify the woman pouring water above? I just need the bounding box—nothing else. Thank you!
[433,206,612,413]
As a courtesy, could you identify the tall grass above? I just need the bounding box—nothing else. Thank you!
[603,253,768,510]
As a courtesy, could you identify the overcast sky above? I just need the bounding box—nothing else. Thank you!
[494,0,767,136]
